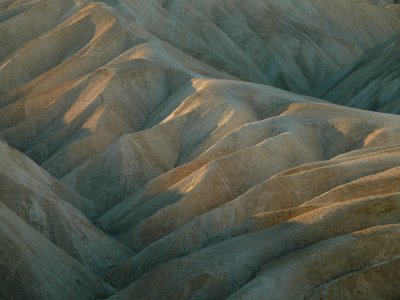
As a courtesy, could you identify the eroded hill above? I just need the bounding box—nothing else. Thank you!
[1,0,400,299]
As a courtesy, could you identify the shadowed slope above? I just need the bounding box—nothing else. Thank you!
[316,33,400,113]
[1,0,400,299]
[110,195,400,299]
[0,202,115,299]
[0,141,133,274]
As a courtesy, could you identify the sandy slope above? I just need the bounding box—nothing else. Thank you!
[1,0,400,299]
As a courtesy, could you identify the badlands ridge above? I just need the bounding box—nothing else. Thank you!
[1,0,400,299]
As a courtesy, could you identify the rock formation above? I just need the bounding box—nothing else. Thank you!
[1,0,400,299]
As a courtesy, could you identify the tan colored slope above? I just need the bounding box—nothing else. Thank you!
[0,0,82,59]
[0,202,114,300]
[2,0,400,100]
[0,56,218,178]
[97,79,400,249]
[0,141,133,274]
[104,143,400,289]
[2,64,400,299]
[0,140,93,215]
[0,0,399,209]
[63,78,296,212]
[227,224,400,300]
[117,129,321,250]
[1,0,400,298]
[110,194,400,299]
[0,1,118,96]
[306,257,400,299]
[62,115,188,212]
[304,165,400,206]
[0,11,230,183]
[96,80,323,233]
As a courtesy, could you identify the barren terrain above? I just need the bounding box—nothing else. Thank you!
[1,0,400,299]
